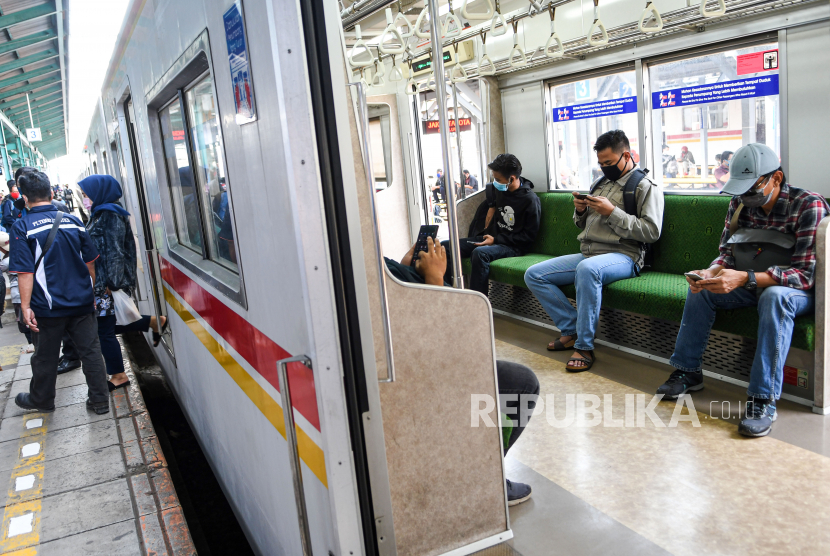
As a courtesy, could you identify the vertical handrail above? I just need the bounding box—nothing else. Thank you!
[452,83,466,200]
[428,0,464,289]
[277,355,315,555]
[347,81,396,383]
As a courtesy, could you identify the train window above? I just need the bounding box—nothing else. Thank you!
[159,99,205,255]
[648,42,780,191]
[548,70,640,190]
[367,103,393,190]
[184,75,237,271]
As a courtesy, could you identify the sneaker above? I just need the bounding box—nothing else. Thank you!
[86,398,110,415]
[14,393,55,413]
[56,358,81,375]
[506,479,532,506]
[738,398,777,437]
[656,369,704,400]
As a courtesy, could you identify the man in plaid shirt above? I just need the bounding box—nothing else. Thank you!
[657,143,829,437]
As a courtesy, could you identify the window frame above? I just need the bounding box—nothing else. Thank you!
[542,34,781,196]
[146,29,247,307]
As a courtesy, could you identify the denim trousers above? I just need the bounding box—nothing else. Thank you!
[524,253,637,351]
[30,313,109,407]
[442,238,522,295]
[669,285,814,401]
[497,360,540,455]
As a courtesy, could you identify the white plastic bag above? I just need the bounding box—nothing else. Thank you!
[112,289,142,325]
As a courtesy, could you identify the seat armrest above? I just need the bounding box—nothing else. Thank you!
[814,217,830,414]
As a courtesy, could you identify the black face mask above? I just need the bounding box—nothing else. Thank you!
[601,152,626,182]
[13,198,25,210]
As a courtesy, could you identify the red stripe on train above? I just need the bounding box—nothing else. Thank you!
[160,257,321,431]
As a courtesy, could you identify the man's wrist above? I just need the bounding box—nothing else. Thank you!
[740,271,749,286]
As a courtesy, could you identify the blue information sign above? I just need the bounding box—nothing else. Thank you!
[651,75,779,110]
[223,1,257,124]
[553,96,637,122]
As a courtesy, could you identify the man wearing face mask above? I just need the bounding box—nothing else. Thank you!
[442,154,541,295]
[1,181,24,230]
[525,130,663,372]
[657,143,829,437]
[713,150,732,190]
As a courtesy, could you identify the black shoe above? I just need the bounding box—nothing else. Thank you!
[56,358,81,375]
[506,479,532,506]
[14,393,55,413]
[738,398,777,437]
[656,369,704,400]
[86,398,110,415]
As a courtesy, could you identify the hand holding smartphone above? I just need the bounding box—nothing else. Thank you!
[411,225,439,266]
[684,272,704,282]
[574,194,594,201]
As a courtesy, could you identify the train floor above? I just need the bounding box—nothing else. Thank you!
[490,315,830,556]
[0,317,196,555]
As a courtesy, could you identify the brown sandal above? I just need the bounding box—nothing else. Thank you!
[547,336,577,351]
[566,349,595,372]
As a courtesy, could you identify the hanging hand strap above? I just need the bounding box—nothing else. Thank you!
[34,211,64,273]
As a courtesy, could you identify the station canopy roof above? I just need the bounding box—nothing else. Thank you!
[0,0,68,162]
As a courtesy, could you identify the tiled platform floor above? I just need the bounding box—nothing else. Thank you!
[0,340,196,555]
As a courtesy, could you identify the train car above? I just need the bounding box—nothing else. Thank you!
[82,0,830,554]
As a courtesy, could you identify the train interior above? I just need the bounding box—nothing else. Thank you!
[335,0,830,554]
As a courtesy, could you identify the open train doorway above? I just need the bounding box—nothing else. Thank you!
[414,80,488,241]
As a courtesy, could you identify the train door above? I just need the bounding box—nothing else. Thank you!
[412,83,488,241]
[124,97,173,354]
[112,132,146,304]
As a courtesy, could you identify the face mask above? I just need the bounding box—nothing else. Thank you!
[493,178,508,192]
[9,191,19,200]
[83,197,92,210]
[740,177,774,208]
[600,152,626,182]
[725,160,730,168]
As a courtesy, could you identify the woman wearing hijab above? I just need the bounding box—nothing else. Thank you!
[78,175,167,392]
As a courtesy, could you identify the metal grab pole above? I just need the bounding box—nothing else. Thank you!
[452,83,465,200]
[277,355,314,556]
[428,0,464,289]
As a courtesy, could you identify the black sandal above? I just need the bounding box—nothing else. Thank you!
[547,336,577,351]
[108,380,130,392]
[152,316,168,347]
[566,349,595,372]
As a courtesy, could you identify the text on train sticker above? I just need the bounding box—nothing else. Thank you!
[223,1,257,125]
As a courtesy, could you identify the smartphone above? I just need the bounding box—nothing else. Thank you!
[411,225,439,266]
[684,272,704,282]
[574,194,594,201]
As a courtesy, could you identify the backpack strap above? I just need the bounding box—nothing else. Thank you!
[588,175,606,195]
[729,203,744,237]
[34,211,63,273]
[622,168,648,216]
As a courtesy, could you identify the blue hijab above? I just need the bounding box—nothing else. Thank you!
[78,175,130,217]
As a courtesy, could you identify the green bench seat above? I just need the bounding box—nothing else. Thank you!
[461,193,815,352]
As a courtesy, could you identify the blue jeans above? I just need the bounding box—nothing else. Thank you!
[443,238,522,295]
[524,253,637,351]
[670,286,814,400]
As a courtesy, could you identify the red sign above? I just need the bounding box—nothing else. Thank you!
[422,118,472,134]
[736,49,779,76]
[172,130,185,141]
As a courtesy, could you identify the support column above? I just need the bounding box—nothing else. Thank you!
[0,123,11,183]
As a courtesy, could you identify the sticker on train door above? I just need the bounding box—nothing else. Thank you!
[223,1,257,125]
[736,49,779,76]
[783,365,809,389]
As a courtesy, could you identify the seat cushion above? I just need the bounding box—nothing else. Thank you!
[528,194,583,257]
[650,195,731,275]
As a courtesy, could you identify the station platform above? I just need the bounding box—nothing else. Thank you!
[0,322,196,556]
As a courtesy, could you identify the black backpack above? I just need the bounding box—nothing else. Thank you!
[590,168,654,268]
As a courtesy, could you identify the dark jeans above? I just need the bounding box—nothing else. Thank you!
[64,315,153,368]
[497,360,540,454]
[98,314,155,376]
[442,238,522,295]
[30,313,108,407]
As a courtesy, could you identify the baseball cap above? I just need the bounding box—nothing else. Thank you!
[720,143,780,196]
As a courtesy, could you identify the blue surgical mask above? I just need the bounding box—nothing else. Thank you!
[493,179,508,192]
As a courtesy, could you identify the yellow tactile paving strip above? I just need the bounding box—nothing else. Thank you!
[497,340,830,556]
[0,347,28,369]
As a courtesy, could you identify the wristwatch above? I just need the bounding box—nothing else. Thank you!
[744,270,757,291]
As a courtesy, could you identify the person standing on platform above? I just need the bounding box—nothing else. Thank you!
[9,170,109,414]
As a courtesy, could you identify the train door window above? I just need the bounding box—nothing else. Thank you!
[547,70,639,190]
[102,150,109,175]
[159,98,205,255]
[184,74,237,271]
[648,41,780,191]
[367,104,393,190]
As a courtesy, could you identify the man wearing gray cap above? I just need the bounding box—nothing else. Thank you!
[656,143,829,437]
